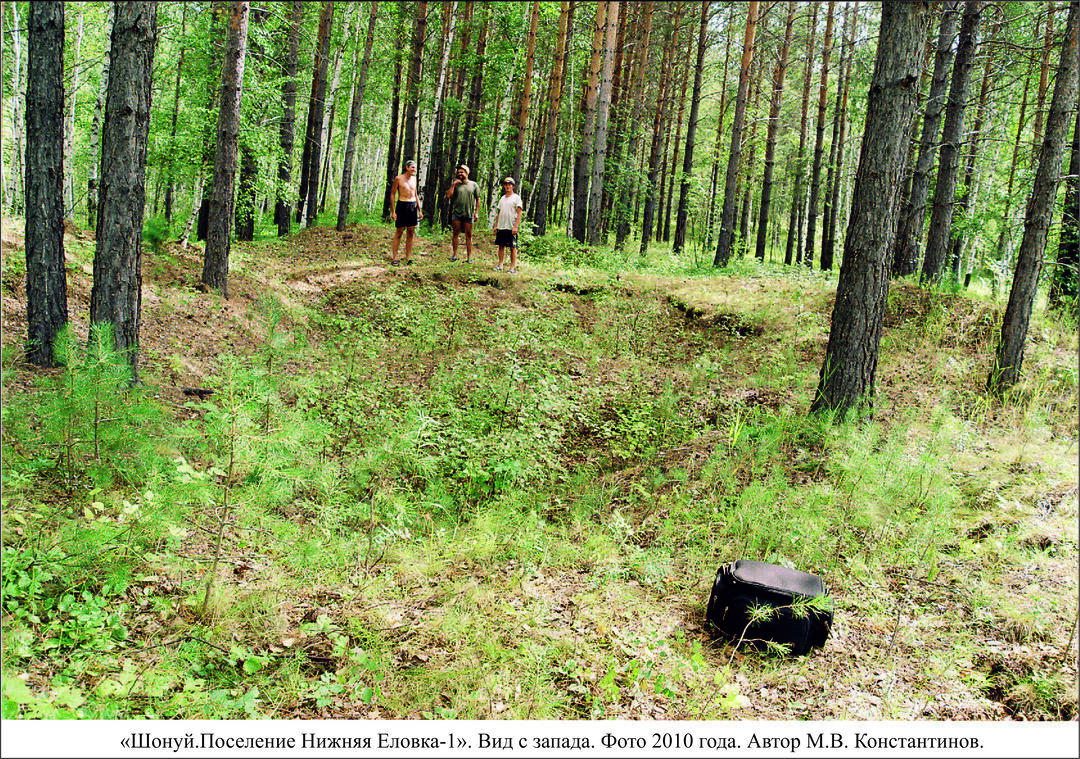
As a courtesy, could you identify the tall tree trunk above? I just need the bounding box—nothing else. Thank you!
[382,27,405,221]
[512,1,541,186]
[419,1,457,218]
[1048,108,1079,311]
[402,1,428,167]
[62,4,84,220]
[802,0,836,269]
[201,1,249,298]
[585,1,620,246]
[704,7,734,253]
[6,2,26,215]
[675,0,712,256]
[989,2,1078,394]
[615,1,655,250]
[993,62,1033,271]
[235,142,256,242]
[25,1,67,367]
[947,52,992,281]
[462,7,491,173]
[713,1,758,267]
[737,55,763,255]
[811,1,930,417]
[891,1,961,277]
[297,2,333,225]
[920,0,983,284]
[663,27,694,244]
[754,1,795,262]
[1031,2,1057,159]
[820,1,854,271]
[532,1,571,236]
[639,2,684,255]
[276,1,301,236]
[318,2,358,215]
[784,3,818,265]
[86,6,113,230]
[572,0,607,243]
[163,4,188,225]
[90,1,158,380]
[338,2,379,232]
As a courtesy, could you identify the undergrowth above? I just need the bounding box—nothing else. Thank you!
[2,231,1077,721]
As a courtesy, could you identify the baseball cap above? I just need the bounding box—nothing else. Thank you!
[502,177,516,186]
[405,159,416,168]
[458,164,470,175]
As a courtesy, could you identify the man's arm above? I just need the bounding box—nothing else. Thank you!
[390,177,399,218]
[513,205,522,232]
[473,186,481,220]
[445,179,458,200]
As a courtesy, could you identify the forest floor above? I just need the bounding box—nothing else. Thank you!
[1,215,1078,722]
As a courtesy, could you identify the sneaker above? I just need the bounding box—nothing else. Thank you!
[494,265,503,272]
[390,259,400,267]
[508,267,517,274]
[450,255,458,262]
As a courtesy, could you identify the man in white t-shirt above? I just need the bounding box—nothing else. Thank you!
[494,177,523,274]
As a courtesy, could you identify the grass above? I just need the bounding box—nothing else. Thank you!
[1,217,1077,721]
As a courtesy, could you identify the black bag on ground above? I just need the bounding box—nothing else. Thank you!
[706,559,832,656]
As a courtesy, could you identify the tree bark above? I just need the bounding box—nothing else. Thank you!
[90,1,157,379]
[753,1,795,262]
[713,1,758,267]
[1048,108,1079,311]
[891,1,961,278]
[532,1,571,236]
[338,2,379,231]
[811,0,930,417]
[993,62,1033,270]
[276,1,301,237]
[296,2,332,225]
[989,2,1078,394]
[201,1,249,298]
[571,0,607,243]
[586,1,620,246]
[803,0,836,269]
[675,0,712,256]
[921,0,983,284]
[25,1,67,367]
[784,2,818,266]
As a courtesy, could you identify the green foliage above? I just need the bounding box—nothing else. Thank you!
[143,215,171,255]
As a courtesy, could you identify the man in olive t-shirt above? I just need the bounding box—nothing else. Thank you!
[445,164,481,262]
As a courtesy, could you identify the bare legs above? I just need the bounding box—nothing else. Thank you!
[391,227,416,264]
[451,220,474,262]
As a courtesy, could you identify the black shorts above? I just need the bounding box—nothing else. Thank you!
[395,200,418,228]
[451,213,474,225]
[495,229,518,248]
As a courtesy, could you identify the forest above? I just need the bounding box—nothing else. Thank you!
[1,0,1078,726]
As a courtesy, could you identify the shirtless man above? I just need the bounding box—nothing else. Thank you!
[390,160,423,266]
[445,164,481,262]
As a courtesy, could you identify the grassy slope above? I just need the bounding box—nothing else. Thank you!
[1,217,1077,720]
